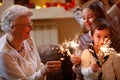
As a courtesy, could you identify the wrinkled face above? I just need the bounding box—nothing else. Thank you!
[91,28,110,48]
[82,8,96,30]
[12,16,33,41]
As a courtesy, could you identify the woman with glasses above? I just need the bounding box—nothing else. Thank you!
[0,5,61,80]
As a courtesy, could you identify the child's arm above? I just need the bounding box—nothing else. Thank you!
[81,50,97,78]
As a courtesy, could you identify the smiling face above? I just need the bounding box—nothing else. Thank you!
[82,8,96,30]
[12,16,33,41]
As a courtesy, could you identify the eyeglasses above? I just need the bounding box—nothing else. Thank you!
[13,22,33,28]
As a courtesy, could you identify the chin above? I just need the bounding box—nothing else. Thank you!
[26,36,30,39]
[24,36,30,40]
[85,26,90,30]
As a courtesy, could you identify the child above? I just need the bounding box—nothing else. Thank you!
[80,18,120,80]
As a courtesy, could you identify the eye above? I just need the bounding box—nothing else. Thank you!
[82,16,85,20]
[97,35,101,38]
[88,15,94,19]
[105,36,110,38]
[97,36,100,38]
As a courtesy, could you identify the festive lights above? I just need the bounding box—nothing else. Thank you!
[44,0,75,10]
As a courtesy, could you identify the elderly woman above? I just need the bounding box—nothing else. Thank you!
[0,5,61,80]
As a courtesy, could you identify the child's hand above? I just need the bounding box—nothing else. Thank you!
[70,54,81,66]
[91,63,98,72]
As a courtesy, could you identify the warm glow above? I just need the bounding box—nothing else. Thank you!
[57,4,61,8]
[42,4,46,8]
[100,39,112,56]
[0,2,2,6]
[35,5,41,9]
[60,57,64,61]
[59,38,79,57]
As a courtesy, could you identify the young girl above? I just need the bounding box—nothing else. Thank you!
[71,0,120,80]
[80,18,120,80]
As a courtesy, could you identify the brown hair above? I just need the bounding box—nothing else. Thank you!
[90,18,111,36]
[83,0,106,19]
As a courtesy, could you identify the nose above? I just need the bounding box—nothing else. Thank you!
[85,18,89,23]
[25,25,33,32]
[100,39,105,45]
[28,25,33,30]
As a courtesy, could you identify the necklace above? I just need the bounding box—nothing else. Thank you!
[6,38,24,53]
[17,46,24,53]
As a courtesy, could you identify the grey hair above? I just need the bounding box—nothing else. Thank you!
[1,5,33,33]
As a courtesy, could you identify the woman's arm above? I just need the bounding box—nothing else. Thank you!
[3,53,27,79]
[116,0,120,9]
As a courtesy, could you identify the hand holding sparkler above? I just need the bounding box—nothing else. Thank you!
[70,47,82,66]
[59,39,79,57]
[71,54,81,67]
[59,38,81,67]
[99,38,112,56]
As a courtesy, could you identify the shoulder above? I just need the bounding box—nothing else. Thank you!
[113,53,120,61]
[82,49,90,54]
[108,52,120,63]
[79,33,92,50]
[81,49,91,59]
[80,32,92,43]
[81,33,90,39]
[107,4,120,17]
[0,35,7,51]
[0,35,10,56]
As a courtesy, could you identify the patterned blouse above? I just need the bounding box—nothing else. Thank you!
[0,34,46,80]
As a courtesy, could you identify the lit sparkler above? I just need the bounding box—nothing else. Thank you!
[100,39,114,56]
[59,38,79,58]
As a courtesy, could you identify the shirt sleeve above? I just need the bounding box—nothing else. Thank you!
[3,53,45,80]
[107,5,120,18]
[72,64,81,76]
[81,66,95,78]
[113,53,120,80]
[80,49,97,79]
[3,52,26,79]
[27,38,46,80]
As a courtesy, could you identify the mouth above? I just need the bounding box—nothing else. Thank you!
[85,23,91,27]
[85,23,91,30]
[26,32,30,37]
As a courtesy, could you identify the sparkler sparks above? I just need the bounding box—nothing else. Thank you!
[99,39,114,56]
[59,39,79,58]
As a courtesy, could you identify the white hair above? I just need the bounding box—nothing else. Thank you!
[1,5,33,34]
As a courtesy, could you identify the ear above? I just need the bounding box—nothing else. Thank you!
[11,25,16,32]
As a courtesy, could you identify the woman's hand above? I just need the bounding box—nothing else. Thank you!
[41,60,61,76]
[46,61,61,72]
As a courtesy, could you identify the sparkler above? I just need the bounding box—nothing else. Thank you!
[59,38,79,58]
[99,39,114,56]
